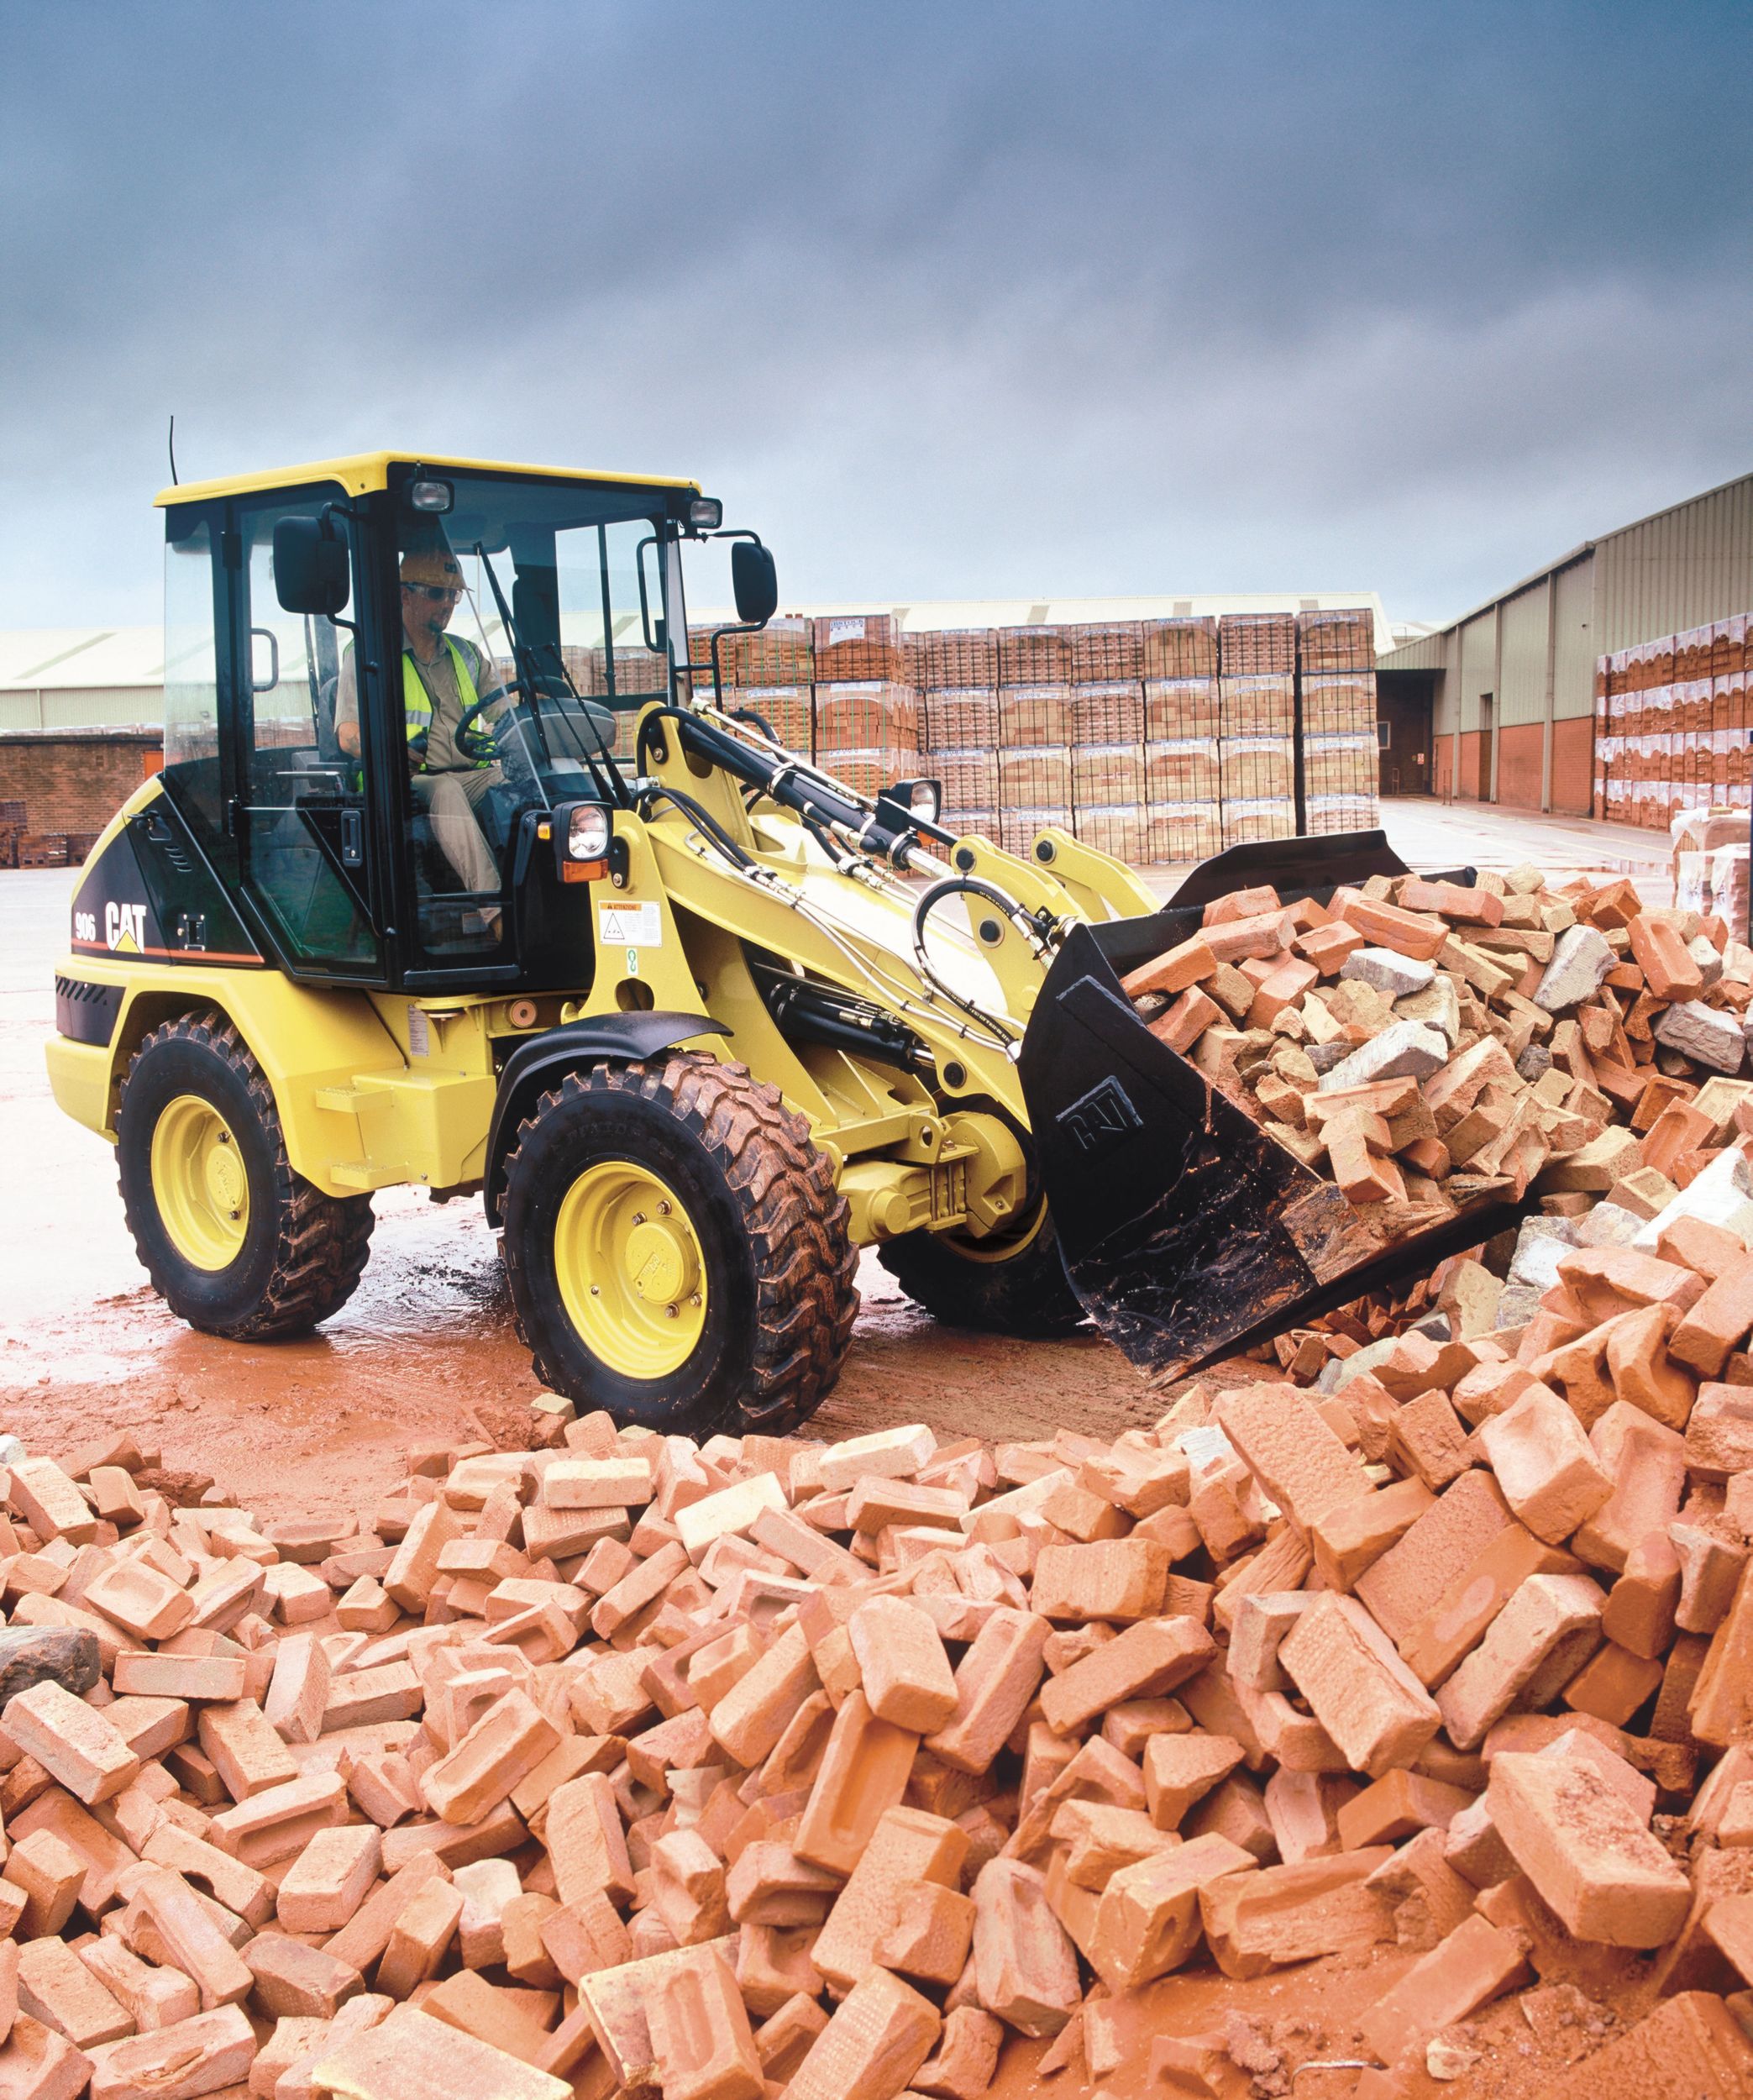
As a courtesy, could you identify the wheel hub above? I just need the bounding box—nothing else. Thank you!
[150,1094,250,1272]
[554,1162,707,1378]
[623,1215,697,1306]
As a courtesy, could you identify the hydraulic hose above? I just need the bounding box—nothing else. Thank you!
[909,876,1055,1048]
[635,782,759,873]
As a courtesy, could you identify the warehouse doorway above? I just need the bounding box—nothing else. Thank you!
[1374,670,1435,795]
[1476,694,1494,801]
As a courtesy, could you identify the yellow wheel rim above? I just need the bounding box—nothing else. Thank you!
[150,1094,250,1271]
[554,1161,707,1378]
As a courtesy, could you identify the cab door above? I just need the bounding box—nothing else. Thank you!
[228,491,385,979]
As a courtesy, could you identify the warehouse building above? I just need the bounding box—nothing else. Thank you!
[1378,471,1753,815]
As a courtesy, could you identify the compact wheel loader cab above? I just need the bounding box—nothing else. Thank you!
[48,450,1457,1436]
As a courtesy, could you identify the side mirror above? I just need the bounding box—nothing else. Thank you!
[732,541,778,627]
[273,517,350,617]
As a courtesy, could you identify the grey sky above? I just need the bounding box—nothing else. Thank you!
[3,0,1749,630]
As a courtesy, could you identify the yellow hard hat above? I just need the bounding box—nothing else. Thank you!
[400,528,462,590]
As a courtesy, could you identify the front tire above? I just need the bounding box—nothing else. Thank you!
[501,1053,858,1435]
[117,1012,374,1339]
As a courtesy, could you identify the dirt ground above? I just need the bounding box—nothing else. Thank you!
[0,799,1699,2099]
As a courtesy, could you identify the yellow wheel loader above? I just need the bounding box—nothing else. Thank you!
[48,454,1497,1435]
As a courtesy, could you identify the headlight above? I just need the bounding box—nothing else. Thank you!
[687,496,723,532]
[408,478,454,513]
[910,780,942,823]
[567,805,611,861]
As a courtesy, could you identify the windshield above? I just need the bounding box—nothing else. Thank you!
[397,470,678,807]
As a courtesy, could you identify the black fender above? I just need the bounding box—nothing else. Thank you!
[483,1011,731,1224]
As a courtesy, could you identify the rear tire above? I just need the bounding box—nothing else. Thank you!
[117,1011,374,1339]
[878,1205,1086,1336]
[501,1053,858,1435]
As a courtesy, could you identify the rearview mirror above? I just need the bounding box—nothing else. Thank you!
[273,517,350,617]
[732,541,778,627]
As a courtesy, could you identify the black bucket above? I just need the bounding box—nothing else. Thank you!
[1016,831,1529,1380]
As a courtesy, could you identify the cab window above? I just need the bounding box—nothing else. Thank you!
[235,495,381,975]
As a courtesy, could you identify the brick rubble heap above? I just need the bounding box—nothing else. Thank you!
[1124,865,1753,1247]
[0,1312,1748,2098]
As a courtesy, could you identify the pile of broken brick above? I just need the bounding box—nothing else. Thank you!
[1121,866,1753,1238]
[0,1337,1748,2100]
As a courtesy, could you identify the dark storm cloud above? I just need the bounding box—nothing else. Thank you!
[2,0,1750,627]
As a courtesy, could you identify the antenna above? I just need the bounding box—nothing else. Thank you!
[167,416,178,486]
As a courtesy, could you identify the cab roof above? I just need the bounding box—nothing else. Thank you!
[155,451,701,509]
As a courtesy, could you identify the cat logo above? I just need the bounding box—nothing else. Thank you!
[105,900,147,954]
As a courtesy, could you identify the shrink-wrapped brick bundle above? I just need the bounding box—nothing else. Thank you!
[1295,606,1375,671]
[916,628,1000,689]
[1069,680,1145,746]
[1218,610,1296,675]
[1144,677,1220,742]
[923,688,1000,750]
[1141,615,1219,679]
[1144,737,1221,806]
[1068,622,1144,683]
[997,685,1073,748]
[1071,742,1146,815]
[997,625,1071,684]
[997,743,1074,810]
[812,612,903,683]
[729,685,813,754]
[731,614,814,685]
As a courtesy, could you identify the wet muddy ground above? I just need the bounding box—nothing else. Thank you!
[2,798,1671,1529]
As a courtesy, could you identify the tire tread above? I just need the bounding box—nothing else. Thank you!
[118,1012,374,1341]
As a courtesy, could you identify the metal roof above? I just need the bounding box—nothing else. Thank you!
[0,626,161,689]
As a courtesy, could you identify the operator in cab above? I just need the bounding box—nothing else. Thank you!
[333,528,506,927]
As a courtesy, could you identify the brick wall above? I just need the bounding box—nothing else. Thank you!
[1494,722,1544,811]
[0,730,161,840]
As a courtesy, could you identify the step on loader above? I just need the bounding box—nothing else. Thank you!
[48,454,1509,1434]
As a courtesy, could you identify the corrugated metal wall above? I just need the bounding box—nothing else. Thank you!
[1551,556,1595,720]
[0,686,162,732]
[1498,585,1549,727]
[1458,613,1496,733]
[1595,478,1753,653]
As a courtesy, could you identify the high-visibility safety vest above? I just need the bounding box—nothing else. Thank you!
[402,639,491,770]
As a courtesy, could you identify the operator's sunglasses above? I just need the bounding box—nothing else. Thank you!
[402,580,463,603]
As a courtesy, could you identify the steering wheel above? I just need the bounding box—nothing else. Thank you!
[454,685,515,764]
[456,681,621,769]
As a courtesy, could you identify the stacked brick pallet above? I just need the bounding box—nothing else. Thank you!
[811,618,916,804]
[1299,610,1380,837]
[686,608,1378,866]
[3,1168,1752,2098]
[1594,614,1752,828]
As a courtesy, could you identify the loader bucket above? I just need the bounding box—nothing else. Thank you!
[1016,832,1529,1381]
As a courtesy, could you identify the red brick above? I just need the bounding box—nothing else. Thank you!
[1487,1751,1691,1946]
[1358,1914,1526,2066]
